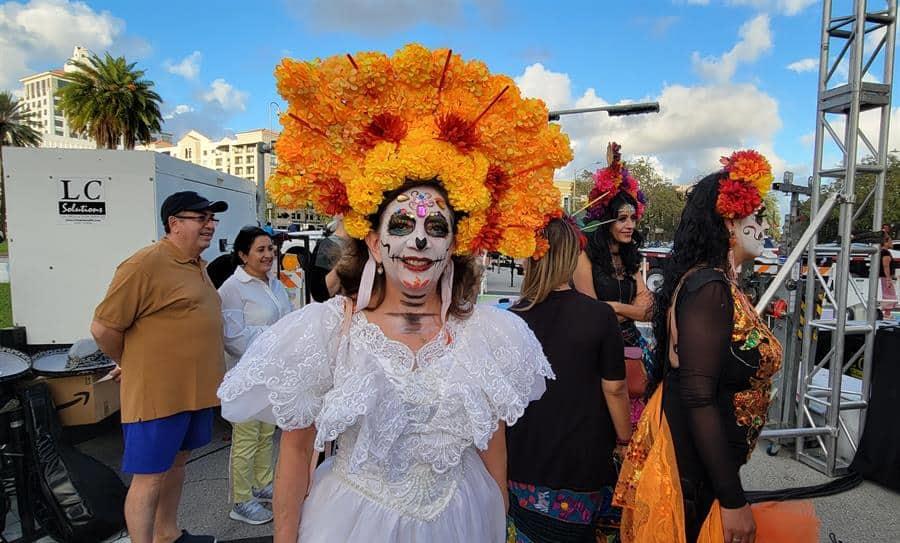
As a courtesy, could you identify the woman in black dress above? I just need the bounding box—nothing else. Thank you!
[507,218,633,543]
[573,144,654,426]
[614,151,817,543]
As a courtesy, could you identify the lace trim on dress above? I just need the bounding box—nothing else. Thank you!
[219,298,553,481]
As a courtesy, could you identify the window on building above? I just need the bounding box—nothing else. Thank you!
[235,156,242,164]
[55,129,64,136]
[247,166,255,175]
[185,148,192,159]
[235,167,243,175]
[203,150,207,156]
[55,119,63,128]
[216,158,223,166]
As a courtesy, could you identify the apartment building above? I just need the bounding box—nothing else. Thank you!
[17,46,95,149]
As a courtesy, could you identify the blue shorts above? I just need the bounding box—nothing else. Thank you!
[122,408,214,474]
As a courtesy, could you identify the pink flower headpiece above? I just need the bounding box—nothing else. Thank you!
[585,142,646,221]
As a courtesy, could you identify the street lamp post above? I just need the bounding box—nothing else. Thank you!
[547,102,660,122]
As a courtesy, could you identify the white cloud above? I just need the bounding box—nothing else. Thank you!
[515,62,784,185]
[164,51,202,80]
[692,14,772,82]
[680,0,815,16]
[286,0,503,35]
[163,104,194,120]
[0,0,148,89]
[202,79,248,112]
[514,63,571,111]
[786,58,817,73]
[800,132,815,147]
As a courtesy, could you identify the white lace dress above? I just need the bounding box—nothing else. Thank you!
[217,296,553,542]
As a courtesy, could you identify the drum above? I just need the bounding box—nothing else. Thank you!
[32,348,115,377]
[0,347,31,384]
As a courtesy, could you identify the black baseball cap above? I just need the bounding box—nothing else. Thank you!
[160,191,228,226]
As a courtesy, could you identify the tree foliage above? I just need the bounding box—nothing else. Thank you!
[55,52,162,149]
[0,90,42,235]
[628,158,682,242]
[798,153,900,242]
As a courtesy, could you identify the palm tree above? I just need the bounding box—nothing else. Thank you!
[56,52,163,150]
[0,90,42,237]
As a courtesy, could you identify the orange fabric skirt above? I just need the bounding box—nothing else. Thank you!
[613,387,819,543]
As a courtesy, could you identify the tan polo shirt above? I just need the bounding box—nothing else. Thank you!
[94,238,225,423]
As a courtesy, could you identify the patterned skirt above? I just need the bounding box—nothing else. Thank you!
[506,480,621,543]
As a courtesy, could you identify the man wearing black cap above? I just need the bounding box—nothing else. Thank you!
[91,191,228,543]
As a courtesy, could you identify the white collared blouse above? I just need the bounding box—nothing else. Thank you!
[218,265,293,367]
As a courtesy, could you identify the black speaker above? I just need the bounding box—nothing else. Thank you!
[0,326,27,351]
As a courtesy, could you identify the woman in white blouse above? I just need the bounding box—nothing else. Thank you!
[218,226,293,525]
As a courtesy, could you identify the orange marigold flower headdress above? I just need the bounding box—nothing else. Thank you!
[715,150,774,219]
[268,44,573,258]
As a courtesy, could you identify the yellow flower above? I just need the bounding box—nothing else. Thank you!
[272,43,573,256]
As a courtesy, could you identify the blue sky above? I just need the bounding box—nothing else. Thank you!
[2,0,898,192]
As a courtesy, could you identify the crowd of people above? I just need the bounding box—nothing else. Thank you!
[89,44,821,543]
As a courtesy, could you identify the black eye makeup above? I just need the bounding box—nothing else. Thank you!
[754,206,767,226]
[388,211,416,236]
[424,213,450,238]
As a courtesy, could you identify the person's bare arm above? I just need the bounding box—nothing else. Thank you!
[274,426,317,543]
[608,272,654,322]
[573,251,597,299]
[602,378,632,445]
[478,422,509,512]
[90,320,124,362]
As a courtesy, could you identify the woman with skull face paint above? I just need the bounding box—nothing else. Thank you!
[217,45,572,543]
[573,143,655,427]
[613,151,818,543]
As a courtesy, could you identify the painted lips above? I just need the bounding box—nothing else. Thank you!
[400,257,435,272]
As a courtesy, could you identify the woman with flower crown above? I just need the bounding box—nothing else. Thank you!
[573,143,655,427]
[216,44,572,542]
[613,151,818,543]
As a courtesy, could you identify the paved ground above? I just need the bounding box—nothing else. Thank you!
[5,267,899,542]
[7,416,897,543]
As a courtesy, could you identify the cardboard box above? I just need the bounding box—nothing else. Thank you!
[43,372,120,426]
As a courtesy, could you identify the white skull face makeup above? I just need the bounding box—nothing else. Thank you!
[734,206,769,259]
[376,186,454,294]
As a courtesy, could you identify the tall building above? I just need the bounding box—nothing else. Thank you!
[140,128,279,185]
[138,128,325,227]
[18,46,96,149]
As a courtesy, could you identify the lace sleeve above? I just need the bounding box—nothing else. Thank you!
[676,278,746,508]
[217,297,344,430]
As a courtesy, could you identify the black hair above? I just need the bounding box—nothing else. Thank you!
[231,226,273,267]
[586,191,645,276]
[648,172,731,391]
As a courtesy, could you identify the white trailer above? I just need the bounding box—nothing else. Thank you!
[2,148,258,345]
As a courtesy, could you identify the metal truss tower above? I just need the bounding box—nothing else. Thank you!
[757,0,896,476]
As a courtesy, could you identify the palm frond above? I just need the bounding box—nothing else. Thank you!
[55,51,163,149]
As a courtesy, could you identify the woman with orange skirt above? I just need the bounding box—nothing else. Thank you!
[613,151,818,543]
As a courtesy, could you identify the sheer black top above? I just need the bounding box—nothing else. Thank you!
[662,268,760,510]
[507,290,625,490]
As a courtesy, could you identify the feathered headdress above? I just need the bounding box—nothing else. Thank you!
[584,142,646,222]
[715,150,773,219]
[266,44,573,258]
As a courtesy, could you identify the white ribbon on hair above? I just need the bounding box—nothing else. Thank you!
[440,259,455,324]
[355,255,377,313]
